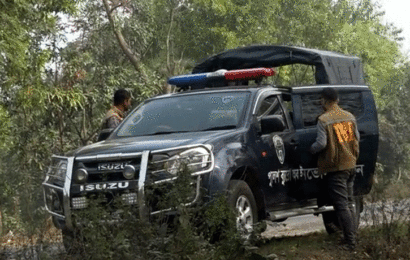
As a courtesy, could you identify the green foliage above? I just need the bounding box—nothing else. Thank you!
[0,0,76,89]
[60,165,246,259]
[376,63,410,180]
[0,105,11,152]
[175,0,280,61]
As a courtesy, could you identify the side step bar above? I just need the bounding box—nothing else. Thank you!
[268,205,335,221]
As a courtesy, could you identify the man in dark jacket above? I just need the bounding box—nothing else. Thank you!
[310,87,360,249]
[102,89,132,129]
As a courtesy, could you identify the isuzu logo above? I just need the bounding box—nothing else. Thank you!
[98,162,126,171]
[80,181,129,192]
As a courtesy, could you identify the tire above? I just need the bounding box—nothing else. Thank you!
[227,180,258,239]
[322,196,362,235]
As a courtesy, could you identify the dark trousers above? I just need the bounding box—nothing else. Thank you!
[327,169,356,246]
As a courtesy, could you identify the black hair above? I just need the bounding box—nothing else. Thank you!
[321,87,338,102]
[114,89,131,106]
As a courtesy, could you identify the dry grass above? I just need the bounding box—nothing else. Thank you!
[256,226,410,260]
[0,218,62,250]
[1,219,410,260]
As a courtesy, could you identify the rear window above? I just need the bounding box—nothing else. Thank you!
[301,92,363,127]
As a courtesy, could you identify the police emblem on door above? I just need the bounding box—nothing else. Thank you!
[272,135,285,164]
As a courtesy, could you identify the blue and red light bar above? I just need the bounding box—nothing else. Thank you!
[168,67,276,87]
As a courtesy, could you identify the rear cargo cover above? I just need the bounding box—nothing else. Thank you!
[192,45,365,85]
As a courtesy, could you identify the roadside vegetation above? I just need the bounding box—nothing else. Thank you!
[1,0,410,259]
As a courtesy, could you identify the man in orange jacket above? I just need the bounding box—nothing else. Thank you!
[310,87,360,250]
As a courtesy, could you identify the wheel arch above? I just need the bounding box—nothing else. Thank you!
[230,166,266,221]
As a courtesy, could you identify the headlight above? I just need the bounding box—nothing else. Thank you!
[165,155,181,175]
[74,168,88,183]
[165,147,211,175]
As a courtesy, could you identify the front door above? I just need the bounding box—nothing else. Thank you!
[254,94,297,209]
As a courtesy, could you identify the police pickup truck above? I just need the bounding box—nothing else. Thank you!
[43,45,378,244]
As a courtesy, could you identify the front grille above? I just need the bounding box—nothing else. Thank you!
[87,171,130,182]
[75,159,141,183]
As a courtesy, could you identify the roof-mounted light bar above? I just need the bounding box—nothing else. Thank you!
[224,68,276,80]
[168,67,276,87]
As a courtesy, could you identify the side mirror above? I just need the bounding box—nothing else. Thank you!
[260,115,286,135]
[97,128,114,141]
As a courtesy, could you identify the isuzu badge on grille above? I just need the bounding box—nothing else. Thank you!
[98,162,127,171]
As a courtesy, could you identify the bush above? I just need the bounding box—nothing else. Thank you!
[55,164,251,260]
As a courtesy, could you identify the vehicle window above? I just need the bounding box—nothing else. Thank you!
[257,95,288,130]
[257,96,282,118]
[339,92,363,117]
[282,94,293,122]
[300,93,322,127]
[301,91,364,127]
[116,92,250,137]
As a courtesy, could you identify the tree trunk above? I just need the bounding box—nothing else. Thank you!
[102,0,148,83]
[0,210,3,235]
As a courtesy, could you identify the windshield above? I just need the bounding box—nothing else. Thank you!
[116,92,250,137]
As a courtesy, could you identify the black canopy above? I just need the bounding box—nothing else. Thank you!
[192,45,365,85]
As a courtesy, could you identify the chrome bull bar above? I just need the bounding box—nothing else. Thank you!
[42,144,214,230]
[42,156,75,230]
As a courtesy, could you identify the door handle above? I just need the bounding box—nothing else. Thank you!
[289,140,298,150]
[289,140,298,145]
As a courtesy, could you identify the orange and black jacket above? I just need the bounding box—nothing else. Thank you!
[310,104,360,174]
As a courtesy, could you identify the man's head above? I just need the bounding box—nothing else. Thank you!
[321,87,338,111]
[114,89,132,111]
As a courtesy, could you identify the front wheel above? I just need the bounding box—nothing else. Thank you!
[227,180,258,239]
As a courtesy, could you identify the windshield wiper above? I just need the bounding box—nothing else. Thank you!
[148,130,189,136]
[148,126,236,135]
[201,125,237,131]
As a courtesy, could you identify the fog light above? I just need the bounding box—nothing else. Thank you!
[123,165,136,180]
[122,193,137,205]
[74,168,88,183]
[72,197,87,209]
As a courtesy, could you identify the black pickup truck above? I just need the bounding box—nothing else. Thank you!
[43,45,378,244]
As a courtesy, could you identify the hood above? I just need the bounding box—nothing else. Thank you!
[73,130,238,157]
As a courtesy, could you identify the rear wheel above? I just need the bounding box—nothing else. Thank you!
[227,180,258,239]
